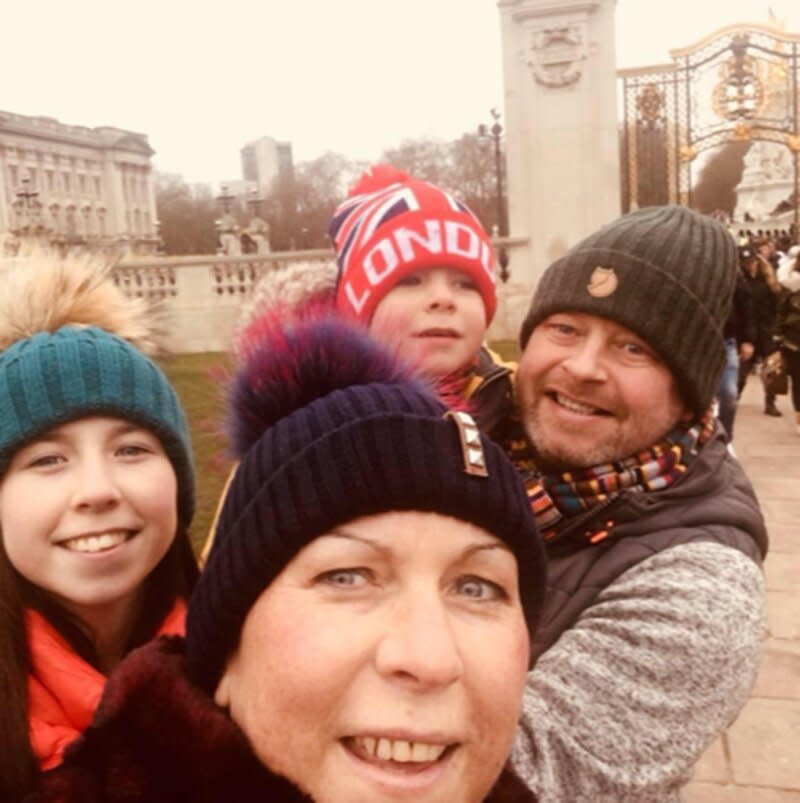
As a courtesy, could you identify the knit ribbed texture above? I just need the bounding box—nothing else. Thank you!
[519,206,738,415]
[0,325,194,527]
[186,381,545,692]
[328,165,497,323]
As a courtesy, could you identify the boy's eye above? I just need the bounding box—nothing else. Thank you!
[394,274,422,287]
[456,277,479,291]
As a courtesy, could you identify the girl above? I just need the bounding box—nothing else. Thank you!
[0,254,197,800]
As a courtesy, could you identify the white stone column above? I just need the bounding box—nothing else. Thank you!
[497,0,620,321]
[103,153,127,237]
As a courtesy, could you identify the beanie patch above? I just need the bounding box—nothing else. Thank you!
[586,266,619,298]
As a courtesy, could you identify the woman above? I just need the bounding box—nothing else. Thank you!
[30,310,546,802]
[0,254,197,801]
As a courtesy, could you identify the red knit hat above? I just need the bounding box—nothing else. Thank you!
[328,165,497,323]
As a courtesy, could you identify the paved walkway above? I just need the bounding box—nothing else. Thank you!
[685,379,800,802]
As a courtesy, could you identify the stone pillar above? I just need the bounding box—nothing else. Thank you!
[496,0,620,333]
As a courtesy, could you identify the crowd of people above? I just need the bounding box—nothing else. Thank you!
[720,225,800,437]
[0,171,780,802]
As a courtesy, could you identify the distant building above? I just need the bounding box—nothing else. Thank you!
[0,110,159,253]
[240,136,294,197]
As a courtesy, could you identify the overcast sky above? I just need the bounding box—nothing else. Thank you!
[3,1,798,185]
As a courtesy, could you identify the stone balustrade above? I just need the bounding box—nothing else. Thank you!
[114,236,532,353]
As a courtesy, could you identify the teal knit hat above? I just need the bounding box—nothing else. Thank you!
[0,256,194,527]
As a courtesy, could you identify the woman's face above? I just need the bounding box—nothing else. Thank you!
[0,416,177,636]
[215,510,530,803]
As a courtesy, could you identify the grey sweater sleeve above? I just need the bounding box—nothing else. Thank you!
[512,541,767,803]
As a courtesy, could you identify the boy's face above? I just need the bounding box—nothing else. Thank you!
[369,267,487,377]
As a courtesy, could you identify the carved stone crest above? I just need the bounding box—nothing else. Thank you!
[526,23,586,87]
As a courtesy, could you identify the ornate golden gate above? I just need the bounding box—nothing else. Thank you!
[619,23,800,230]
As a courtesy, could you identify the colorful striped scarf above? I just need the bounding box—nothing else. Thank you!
[519,411,716,542]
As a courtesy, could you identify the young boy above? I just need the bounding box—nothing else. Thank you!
[328,164,518,439]
[209,166,522,566]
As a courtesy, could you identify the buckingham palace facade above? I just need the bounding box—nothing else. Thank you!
[0,111,159,254]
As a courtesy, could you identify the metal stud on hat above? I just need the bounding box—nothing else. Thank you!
[444,410,489,477]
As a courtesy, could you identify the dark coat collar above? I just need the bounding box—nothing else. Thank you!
[30,636,535,803]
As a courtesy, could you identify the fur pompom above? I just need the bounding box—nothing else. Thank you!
[347,164,410,198]
[234,260,338,358]
[0,250,158,353]
[228,308,427,458]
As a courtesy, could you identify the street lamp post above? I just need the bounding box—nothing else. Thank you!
[246,189,263,219]
[215,184,241,256]
[478,109,510,282]
[216,184,235,216]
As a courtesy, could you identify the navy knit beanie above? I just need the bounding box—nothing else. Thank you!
[186,311,546,692]
[0,255,194,528]
[519,206,738,416]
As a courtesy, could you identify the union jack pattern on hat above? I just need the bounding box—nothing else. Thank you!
[328,165,497,323]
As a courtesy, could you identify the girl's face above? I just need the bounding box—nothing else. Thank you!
[215,510,529,803]
[0,416,177,634]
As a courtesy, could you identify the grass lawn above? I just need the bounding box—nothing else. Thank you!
[158,339,520,555]
[156,352,232,555]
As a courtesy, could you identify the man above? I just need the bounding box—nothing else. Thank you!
[511,206,768,802]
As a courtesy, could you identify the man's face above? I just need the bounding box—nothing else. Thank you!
[517,313,689,471]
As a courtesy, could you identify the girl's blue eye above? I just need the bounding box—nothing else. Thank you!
[28,454,64,469]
